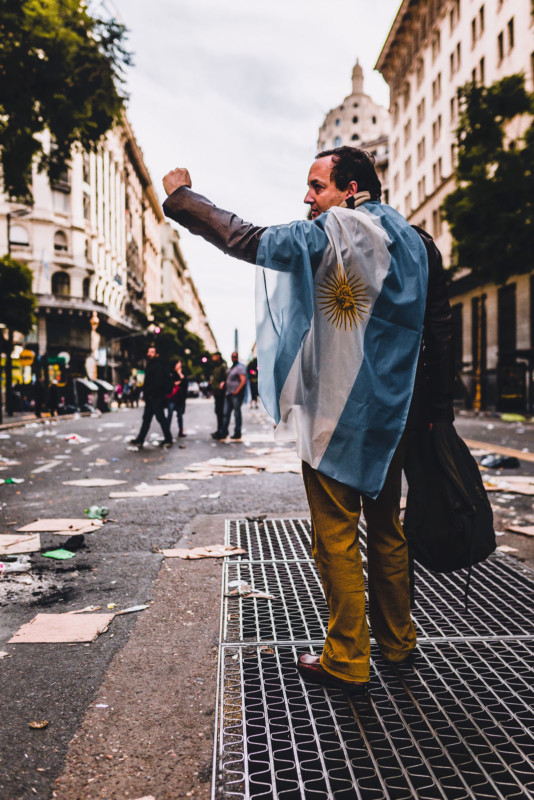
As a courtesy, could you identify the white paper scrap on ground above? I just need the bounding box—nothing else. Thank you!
[162,545,247,559]
[227,579,275,600]
[0,534,41,554]
[483,477,534,495]
[497,544,519,553]
[158,472,213,481]
[131,796,156,800]
[17,519,103,532]
[505,524,534,537]
[8,612,115,643]
[63,478,127,487]
[109,489,169,498]
[135,482,189,493]
[32,460,62,474]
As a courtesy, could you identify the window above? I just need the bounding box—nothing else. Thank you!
[335,118,341,127]
[472,67,477,83]
[450,95,457,123]
[432,207,442,237]
[417,98,426,126]
[51,271,70,297]
[352,116,359,123]
[404,156,412,180]
[498,31,504,62]
[432,115,442,145]
[353,102,359,108]
[403,81,411,110]
[433,160,443,187]
[54,230,68,252]
[9,224,29,246]
[457,42,461,70]
[372,115,377,124]
[479,4,485,33]
[83,193,91,221]
[471,296,487,372]
[417,176,426,205]
[417,137,426,164]
[351,133,360,141]
[508,18,514,50]
[404,192,412,216]
[83,277,91,299]
[416,57,425,87]
[393,138,400,159]
[451,142,457,168]
[82,155,90,184]
[404,119,412,144]
[471,18,477,48]
[432,73,441,103]
[392,102,399,125]
[52,189,70,214]
[479,57,485,84]
[334,136,342,147]
[431,31,441,62]
[393,172,400,194]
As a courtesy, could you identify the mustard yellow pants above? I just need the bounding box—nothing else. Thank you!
[301,439,416,683]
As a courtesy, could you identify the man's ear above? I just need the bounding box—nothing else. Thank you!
[345,180,358,200]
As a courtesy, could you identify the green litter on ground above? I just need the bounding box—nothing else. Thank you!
[41,549,76,560]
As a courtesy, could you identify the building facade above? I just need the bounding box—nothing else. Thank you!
[1,115,218,394]
[376,0,534,409]
[317,61,391,200]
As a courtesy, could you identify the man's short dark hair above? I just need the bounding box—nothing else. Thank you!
[315,146,382,202]
[213,351,221,357]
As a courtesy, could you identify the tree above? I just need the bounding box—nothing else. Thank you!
[0,255,37,419]
[442,74,534,410]
[0,0,131,199]
[148,302,210,380]
[443,74,534,285]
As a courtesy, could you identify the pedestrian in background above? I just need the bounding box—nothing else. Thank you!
[167,359,188,438]
[48,380,59,416]
[32,378,45,418]
[247,359,259,409]
[210,351,227,439]
[130,344,173,449]
[214,351,247,441]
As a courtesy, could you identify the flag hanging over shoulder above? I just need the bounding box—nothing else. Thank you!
[255,202,428,499]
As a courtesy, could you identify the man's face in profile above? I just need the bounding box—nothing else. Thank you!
[231,352,238,363]
[304,156,355,219]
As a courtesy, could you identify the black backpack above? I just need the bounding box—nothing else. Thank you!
[403,422,496,609]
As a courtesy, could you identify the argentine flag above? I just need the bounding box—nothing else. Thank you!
[255,202,428,499]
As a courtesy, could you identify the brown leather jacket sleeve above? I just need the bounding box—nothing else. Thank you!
[410,225,456,425]
[162,186,266,264]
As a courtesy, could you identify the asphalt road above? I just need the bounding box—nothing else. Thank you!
[1,402,533,799]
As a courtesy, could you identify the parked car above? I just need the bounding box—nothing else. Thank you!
[187,380,200,398]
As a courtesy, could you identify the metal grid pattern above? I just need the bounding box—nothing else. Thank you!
[213,519,534,799]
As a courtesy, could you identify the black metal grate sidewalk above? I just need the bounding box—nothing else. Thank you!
[212,519,534,799]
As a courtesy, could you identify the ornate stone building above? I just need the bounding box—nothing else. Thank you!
[376,0,534,409]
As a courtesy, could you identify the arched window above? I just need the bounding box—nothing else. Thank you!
[51,271,70,297]
[351,134,360,141]
[352,116,359,124]
[334,136,342,147]
[54,230,68,253]
[9,225,29,246]
[82,277,91,299]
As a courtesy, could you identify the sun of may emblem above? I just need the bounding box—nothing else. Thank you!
[317,264,369,331]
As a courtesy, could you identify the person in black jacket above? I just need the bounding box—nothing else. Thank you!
[161,147,455,693]
[130,344,173,449]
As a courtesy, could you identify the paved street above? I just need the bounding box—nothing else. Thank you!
[1,401,533,799]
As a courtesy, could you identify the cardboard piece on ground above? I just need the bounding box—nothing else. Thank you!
[8,612,115,643]
[109,489,169,498]
[51,525,104,536]
[162,544,247,559]
[0,534,41,554]
[158,472,213,481]
[483,479,534,495]
[135,482,189,493]
[505,524,534,537]
[17,519,103,533]
[63,478,127,487]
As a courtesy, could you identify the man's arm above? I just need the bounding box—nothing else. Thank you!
[234,373,247,395]
[162,169,266,264]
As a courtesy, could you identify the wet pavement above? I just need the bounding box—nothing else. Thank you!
[0,402,533,798]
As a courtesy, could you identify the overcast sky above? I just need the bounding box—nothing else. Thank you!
[112,0,402,361]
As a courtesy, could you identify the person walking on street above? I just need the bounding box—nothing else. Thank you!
[48,380,60,416]
[161,146,454,693]
[210,351,227,438]
[167,359,188,438]
[130,344,173,449]
[214,351,246,441]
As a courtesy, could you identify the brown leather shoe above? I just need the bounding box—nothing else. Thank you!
[297,654,369,695]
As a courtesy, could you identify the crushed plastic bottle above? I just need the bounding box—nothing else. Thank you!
[85,505,109,520]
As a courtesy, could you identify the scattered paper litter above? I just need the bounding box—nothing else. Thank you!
[109,489,169,498]
[497,545,519,553]
[61,433,90,443]
[483,476,534,495]
[115,604,150,615]
[66,605,103,614]
[227,578,275,599]
[8,612,115,643]
[162,545,247,559]
[0,457,19,466]
[63,478,127,487]
[0,534,41,555]
[0,652,9,659]
[505,524,534,537]
[0,477,24,484]
[131,796,156,800]
[32,460,62,474]
[158,472,213,481]
[201,491,221,499]
[17,519,103,533]
[135,482,189,493]
[0,555,32,573]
